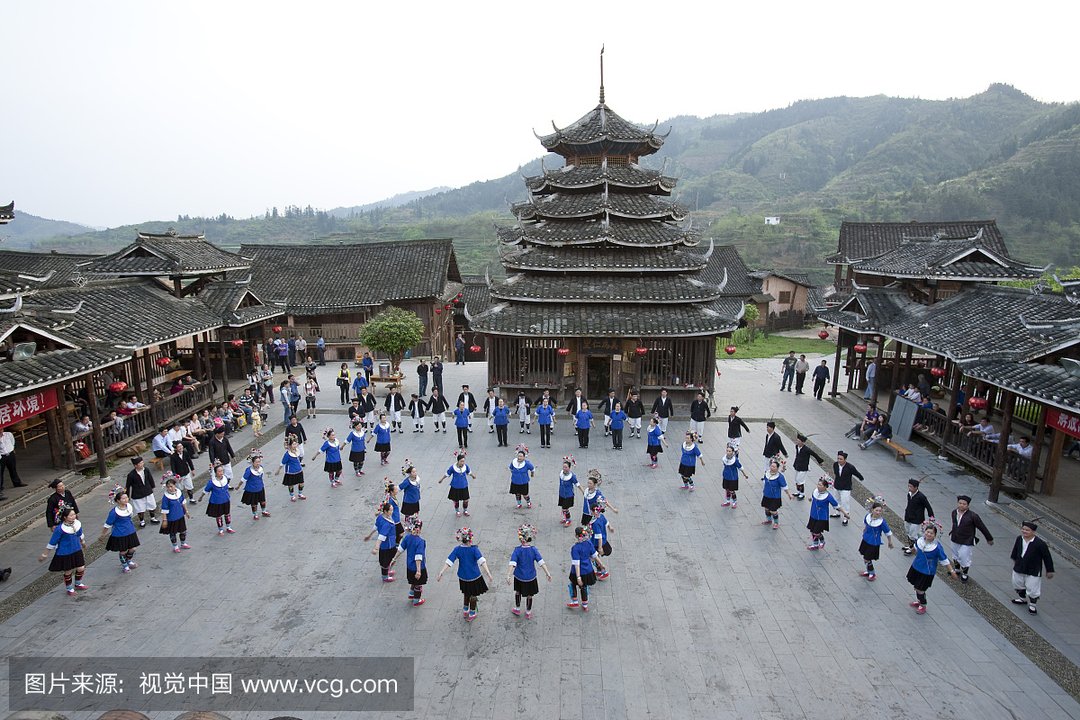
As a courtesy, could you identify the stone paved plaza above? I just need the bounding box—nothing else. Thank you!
[2,357,1079,719]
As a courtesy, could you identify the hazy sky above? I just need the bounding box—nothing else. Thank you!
[3,1,1076,228]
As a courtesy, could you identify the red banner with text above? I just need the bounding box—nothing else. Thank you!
[0,388,59,427]
[1047,408,1080,440]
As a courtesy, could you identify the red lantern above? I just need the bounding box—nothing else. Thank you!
[155,356,172,367]
[272,325,283,334]
[930,366,946,378]
[853,343,867,353]
[818,330,829,340]
[724,345,737,355]
[108,381,128,394]
[470,344,482,354]
[969,397,988,411]
[231,339,244,348]
[434,307,442,315]
[445,304,452,310]
[557,347,571,356]
[456,293,463,300]
[634,346,648,356]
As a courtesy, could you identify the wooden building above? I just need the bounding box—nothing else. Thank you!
[469,86,749,405]
[748,270,816,329]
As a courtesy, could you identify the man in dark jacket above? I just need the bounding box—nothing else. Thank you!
[428,388,450,433]
[566,388,587,418]
[1010,519,1055,614]
[949,494,994,583]
[208,427,237,484]
[762,421,788,465]
[599,389,618,437]
[126,456,158,527]
[831,450,863,525]
[791,433,824,500]
[811,360,830,400]
[902,478,935,555]
[624,391,645,439]
[688,392,711,443]
[431,356,444,395]
[651,388,674,433]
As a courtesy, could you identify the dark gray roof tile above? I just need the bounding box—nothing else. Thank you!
[828,220,1008,263]
[470,298,743,337]
[960,360,1080,412]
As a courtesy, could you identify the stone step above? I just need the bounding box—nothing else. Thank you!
[0,471,107,544]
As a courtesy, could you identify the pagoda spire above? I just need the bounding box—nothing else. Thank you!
[599,45,605,105]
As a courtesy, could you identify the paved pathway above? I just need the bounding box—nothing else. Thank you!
[0,359,1077,719]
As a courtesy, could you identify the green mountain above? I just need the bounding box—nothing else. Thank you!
[0,210,95,244]
[19,84,1080,280]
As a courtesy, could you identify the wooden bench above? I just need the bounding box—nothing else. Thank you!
[8,416,48,447]
[881,438,912,462]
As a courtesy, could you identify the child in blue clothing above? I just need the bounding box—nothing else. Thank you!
[506,523,551,618]
[236,450,270,519]
[453,401,471,450]
[590,499,613,580]
[535,398,556,448]
[678,432,704,491]
[907,520,956,614]
[198,462,235,537]
[557,457,578,526]
[311,427,344,487]
[384,480,404,545]
[492,398,511,447]
[645,416,667,468]
[99,491,140,573]
[439,453,476,517]
[159,474,190,552]
[609,402,628,450]
[366,502,398,582]
[39,506,86,595]
[806,477,846,550]
[575,402,594,448]
[436,527,496,621]
[568,525,600,612]
[391,515,428,606]
[373,413,393,466]
[277,438,306,502]
[399,464,421,517]
[577,469,619,527]
[721,444,749,508]
[346,420,367,477]
[859,498,894,581]
[760,459,792,529]
[508,447,535,508]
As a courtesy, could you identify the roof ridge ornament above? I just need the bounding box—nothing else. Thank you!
[17,270,55,283]
[702,236,715,260]
[599,44,605,105]
[0,294,23,315]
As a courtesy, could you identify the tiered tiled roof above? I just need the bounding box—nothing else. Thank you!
[0,346,130,394]
[471,298,744,337]
[199,278,284,328]
[0,202,13,224]
[694,244,764,298]
[820,284,1080,362]
[512,192,688,222]
[538,103,666,158]
[827,220,1008,264]
[238,239,460,314]
[497,220,695,248]
[460,275,491,317]
[853,238,1043,280]
[960,359,1080,413]
[489,274,726,304]
[525,163,676,195]
[79,231,250,277]
[501,245,707,272]
[0,250,97,289]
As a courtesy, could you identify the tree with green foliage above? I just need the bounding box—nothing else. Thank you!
[358,307,425,373]
[742,302,760,344]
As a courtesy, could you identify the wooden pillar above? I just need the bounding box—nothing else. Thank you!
[218,334,228,402]
[60,383,77,471]
[988,390,1016,503]
[938,363,963,458]
[83,371,109,479]
[888,342,904,412]
[829,329,843,397]
[1027,404,1048,493]
[193,332,204,382]
[142,349,156,424]
[129,352,142,403]
[44,405,63,468]
[1042,431,1065,496]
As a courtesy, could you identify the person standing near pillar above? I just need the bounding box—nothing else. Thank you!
[863,358,878,402]
[948,494,994,584]
[901,479,935,555]
[650,388,673,434]
[1010,519,1055,615]
[761,421,788,468]
[417,358,429,398]
[812,360,830,401]
[431,356,444,395]
[688,392,710,443]
[316,334,326,366]
[794,355,810,395]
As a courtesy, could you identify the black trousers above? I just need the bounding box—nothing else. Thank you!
[813,379,826,399]
[577,428,589,448]
[496,425,508,446]
[540,425,551,446]
[795,372,806,393]
[339,385,349,404]
[457,427,469,448]
[0,452,21,488]
[611,428,623,448]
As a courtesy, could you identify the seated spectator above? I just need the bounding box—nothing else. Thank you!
[170,377,186,395]
[1007,436,1033,459]
[896,383,922,403]
[968,416,999,442]
[181,417,202,455]
[845,403,879,441]
[119,393,147,416]
[151,426,172,458]
[199,409,216,436]
[102,410,126,441]
[860,414,893,450]
[954,412,977,432]
[71,415,93,439]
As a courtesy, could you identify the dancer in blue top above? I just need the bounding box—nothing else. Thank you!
[311,427,344,487]
[198,462,235,536]
[568,525,600,611]
[365,503,397,582]
[399,463,421,517]
[492,398,511,447]
[535,397,557,449]
[99,491,140,573]
[806,477,845,550]
[678,432,705,491]
[506,523,551,618]
[645,416,668,469]
[720,444,749,508]
[906,519,956,614]
[346,419,367,477]
[372,413,393,466]
[384,480,404,544]
[608,402,628,450]
[574,402,594,449]
[858,498,894,581]
[236,449,270,519]
[391,515,428,606]
[439,453,476,517]
[577,469,619,526]
[589,498,613,580]
[453,401,471,450]
[276,437,306,502]
[436,527,496,621]
[508,447,535,509]
[557,457,578,526]
[39,506,86,596]
[158,474,189,552]
[760,459,792,529]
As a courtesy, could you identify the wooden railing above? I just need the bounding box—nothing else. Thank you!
[911,415,1032,491]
